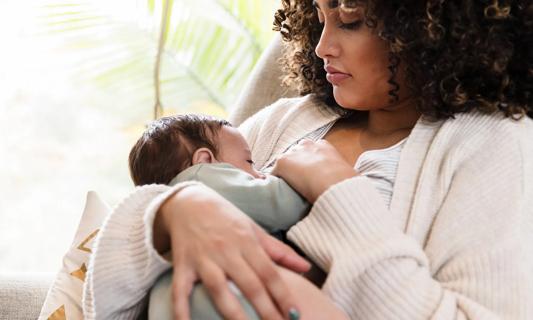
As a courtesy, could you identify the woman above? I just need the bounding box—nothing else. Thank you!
[83,0,533,319]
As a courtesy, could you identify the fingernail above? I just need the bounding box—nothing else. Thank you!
[288,307,300,320]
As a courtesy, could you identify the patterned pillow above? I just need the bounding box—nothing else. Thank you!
[38,191,110,320]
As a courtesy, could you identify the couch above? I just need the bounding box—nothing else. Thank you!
[0,34,295,320]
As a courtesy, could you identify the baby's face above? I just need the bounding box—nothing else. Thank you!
[216,126,265,179]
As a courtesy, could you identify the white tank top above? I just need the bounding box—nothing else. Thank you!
[273,121,407,208]
[353,138,406,207]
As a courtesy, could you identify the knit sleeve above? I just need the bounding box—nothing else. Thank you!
[287,133,532,319]
[82,181,201,320]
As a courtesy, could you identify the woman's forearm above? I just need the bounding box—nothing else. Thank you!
[288,154,531,319]
[153,202,171,256]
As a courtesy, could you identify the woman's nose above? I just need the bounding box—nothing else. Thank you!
[315,24,340,59]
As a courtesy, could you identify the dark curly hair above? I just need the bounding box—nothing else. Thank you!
[273,0,532,121]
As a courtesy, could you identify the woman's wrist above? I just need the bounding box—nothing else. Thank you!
[276,266,349,320]
[153,190,183,257]
[153,205,171,257]
[153,184,204,256]
[311,168,358,203]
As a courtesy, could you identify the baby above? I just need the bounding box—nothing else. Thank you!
[128,114,309,235]
[128,114,312,319]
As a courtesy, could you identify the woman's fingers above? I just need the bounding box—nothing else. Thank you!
[226,254,284,320]
[243,240,300,320]
[196,258,249,320]
[254,224,311,273]
[172,263,196,320]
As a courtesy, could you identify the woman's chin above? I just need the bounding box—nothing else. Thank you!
[333,92,369,111]
[333,90,388,112]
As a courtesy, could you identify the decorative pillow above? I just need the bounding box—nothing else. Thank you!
[38,191,110,320]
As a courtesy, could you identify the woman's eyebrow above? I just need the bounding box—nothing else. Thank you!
[312,0,340,9]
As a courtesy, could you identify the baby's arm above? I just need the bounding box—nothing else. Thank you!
[171,163,310,233]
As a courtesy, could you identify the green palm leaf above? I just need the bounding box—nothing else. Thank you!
[38,0,279,120]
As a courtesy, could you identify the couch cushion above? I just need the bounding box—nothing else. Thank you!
[37,191,110,320]
[0,273,53,320]
[229,33,297,126]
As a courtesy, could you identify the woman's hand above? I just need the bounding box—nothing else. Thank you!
[271,139,358,203]
[154,184,312,320]
[276,267,350,320]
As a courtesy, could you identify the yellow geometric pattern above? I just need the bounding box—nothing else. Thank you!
[69,263,87,282]
[77,229,99,253]
[47,305,66,320]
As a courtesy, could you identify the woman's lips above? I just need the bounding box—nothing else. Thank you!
[326,72,351,85]
[325,65,351,85]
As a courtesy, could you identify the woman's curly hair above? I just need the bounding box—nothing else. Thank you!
[273,0,532,121]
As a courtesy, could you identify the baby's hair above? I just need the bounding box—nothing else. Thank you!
[129,114,231,186]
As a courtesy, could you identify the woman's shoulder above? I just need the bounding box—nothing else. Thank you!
[242,94,333,125]
[238,94,339,167]
[238,94,336,143]
[445,110,533,142]
[434,110,533,166]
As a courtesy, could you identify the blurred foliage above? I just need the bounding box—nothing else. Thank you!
[38,0,279,119]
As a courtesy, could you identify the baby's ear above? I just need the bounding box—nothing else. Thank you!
[192,147,216,165]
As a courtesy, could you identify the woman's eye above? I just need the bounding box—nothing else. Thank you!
[338,20,362,30]
[246,160,254,165]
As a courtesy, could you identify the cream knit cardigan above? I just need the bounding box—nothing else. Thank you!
[83,95,533,320]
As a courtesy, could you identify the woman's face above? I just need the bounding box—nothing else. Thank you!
[313,0,408,110]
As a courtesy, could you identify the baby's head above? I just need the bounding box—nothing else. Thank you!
[129,114,263,186]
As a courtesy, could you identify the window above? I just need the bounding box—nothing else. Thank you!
[0,0,278,273]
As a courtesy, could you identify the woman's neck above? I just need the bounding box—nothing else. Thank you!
[364,98,421,137]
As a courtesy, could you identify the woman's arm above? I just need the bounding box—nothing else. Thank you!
[83,182,198,319]
[282,136,533,319]
[83,180,312,320]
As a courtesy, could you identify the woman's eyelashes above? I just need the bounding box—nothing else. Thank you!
[315,10,362,31]
[317,20,362,31]
[246,160,255,165]
[338,20,362,30]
